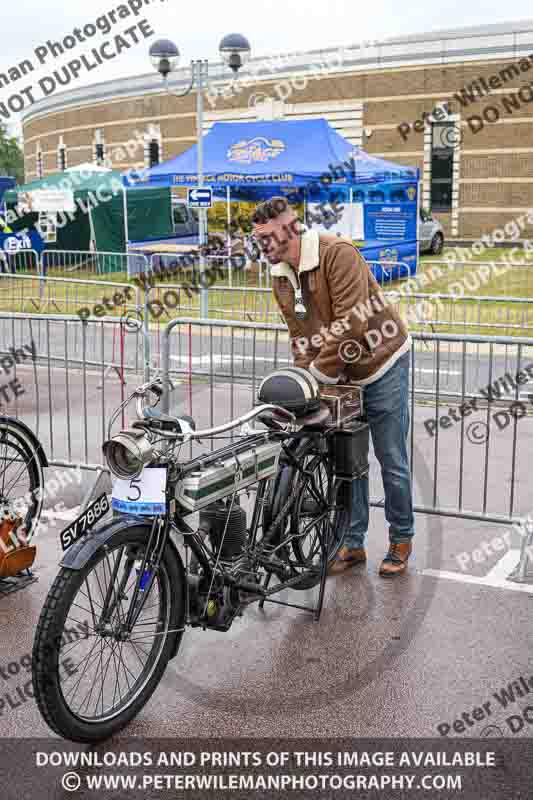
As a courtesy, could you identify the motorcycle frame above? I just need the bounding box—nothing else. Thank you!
[119,428,338,630]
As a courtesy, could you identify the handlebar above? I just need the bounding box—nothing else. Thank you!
[179,404,296,441]
[134,377,165,419]
[131,378,296,440]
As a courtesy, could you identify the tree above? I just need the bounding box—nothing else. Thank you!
[0,124,24,183]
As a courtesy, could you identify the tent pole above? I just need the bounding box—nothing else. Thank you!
[88,203,96,257]
[123,185,129,248]
[226,185,232,288]
[349,187,354,241]
[85,202,101,276]
[416,179,421,281]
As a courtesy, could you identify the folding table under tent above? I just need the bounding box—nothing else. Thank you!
[123,118,421,283]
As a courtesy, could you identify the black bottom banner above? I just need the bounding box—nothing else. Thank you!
[1,737,531,799]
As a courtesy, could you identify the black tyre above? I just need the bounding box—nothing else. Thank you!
[0,418,45,538]
[263,439,348,591]
[430,232,444,255]
[289,454,349,590]
[32,524,185,743]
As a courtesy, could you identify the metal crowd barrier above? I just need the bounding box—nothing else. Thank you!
[145,283,282,326]
[41,249,149,278]
[130,286,533,380]
[4,247,533,295]
[145,251,268,290]
[139,286,533,379]
[138,258,413,326]
[0,272,141,316]
[1,309,532,580]
[0,274,152,380]
[2,270,532,340]
[145,253,412,293]
[415,257,533,298]
[366,259,415,287]
[158,316,532,533]
[0,247,40,275]
[0,312,151,471]
[393,292,533,336]
[3,248,533,336]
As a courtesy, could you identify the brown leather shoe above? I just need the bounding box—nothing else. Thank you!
[379,541,412,577]
[328,546,367,575]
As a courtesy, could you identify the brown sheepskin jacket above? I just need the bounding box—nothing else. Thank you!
[271,229,410,385]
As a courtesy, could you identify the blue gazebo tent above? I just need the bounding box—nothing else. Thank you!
[123,118,420,281]
[123,118,418,195]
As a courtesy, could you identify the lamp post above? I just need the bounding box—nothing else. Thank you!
[149,34,251,319]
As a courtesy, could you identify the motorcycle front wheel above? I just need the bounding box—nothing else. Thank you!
[32,523,185,742]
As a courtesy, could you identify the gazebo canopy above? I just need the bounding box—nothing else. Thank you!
[123,118,419,201]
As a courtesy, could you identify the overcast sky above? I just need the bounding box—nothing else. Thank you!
[2,0,533,138]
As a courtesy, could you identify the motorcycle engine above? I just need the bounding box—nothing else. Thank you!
[200,500,247,561]
[188,499,253,630]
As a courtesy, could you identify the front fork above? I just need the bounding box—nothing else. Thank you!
[97,514,169,635]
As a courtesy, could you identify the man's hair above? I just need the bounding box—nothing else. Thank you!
[251,196,291,225]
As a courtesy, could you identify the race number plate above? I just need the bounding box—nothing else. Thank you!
[111,467,167,516]
[59,493,109,552]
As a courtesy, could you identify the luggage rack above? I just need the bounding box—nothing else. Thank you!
[319,384,365,429]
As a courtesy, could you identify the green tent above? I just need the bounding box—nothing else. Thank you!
[4,167,173,272]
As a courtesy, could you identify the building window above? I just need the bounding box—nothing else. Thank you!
[95,143,105,166]
[36,145,43,179]
[94,130,106,166]
[38,212,58,243]
[58,145,67,171]
[430,122,454,212]
[148,139,160,168]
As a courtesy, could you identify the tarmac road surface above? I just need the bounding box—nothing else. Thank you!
[0,367,532,742]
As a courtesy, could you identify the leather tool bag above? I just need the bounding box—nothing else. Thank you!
[0,516,36,578]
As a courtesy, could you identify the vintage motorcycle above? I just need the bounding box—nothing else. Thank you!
[32,371,367,742]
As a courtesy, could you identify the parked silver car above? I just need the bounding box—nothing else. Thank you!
[419,207,444,255]
[172,200,199,239]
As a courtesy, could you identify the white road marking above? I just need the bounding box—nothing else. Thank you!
[170,354,460,375]
[42,505,81,522]
[422,549,533,593]
[415,368,460,375]
[485,550,523,580]
[495,392,533,400]
[170,354,287,365]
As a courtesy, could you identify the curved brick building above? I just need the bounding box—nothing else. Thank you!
[21,19,533,243]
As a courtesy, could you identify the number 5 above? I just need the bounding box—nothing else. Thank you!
[128,480,141,502]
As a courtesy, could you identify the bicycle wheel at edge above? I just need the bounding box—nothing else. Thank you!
[32,523,185,743]
[0,419,45,538]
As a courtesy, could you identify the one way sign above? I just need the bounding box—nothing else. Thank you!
[187,187,213,209]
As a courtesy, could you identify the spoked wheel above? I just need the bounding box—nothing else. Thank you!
[0,419,45,539]
[263,439,349,591]
[32,524,185,742]
[288,451,349,590]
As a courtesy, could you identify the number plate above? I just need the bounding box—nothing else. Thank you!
[111,467,167,516]
[59,492,109,552]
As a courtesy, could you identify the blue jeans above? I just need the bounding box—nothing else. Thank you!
[344,351,414,549]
